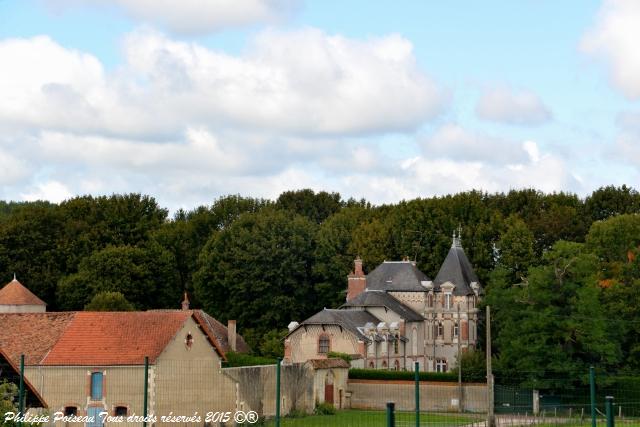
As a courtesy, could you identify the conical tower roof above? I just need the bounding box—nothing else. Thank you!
[433,231,481,296]
[0,277,46,306]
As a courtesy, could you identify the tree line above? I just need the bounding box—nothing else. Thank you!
[1,186,639,378]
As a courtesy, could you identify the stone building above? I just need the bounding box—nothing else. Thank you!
[0,280,250,426]
[284,232,483,372]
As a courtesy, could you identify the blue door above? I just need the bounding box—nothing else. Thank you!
[87,407,103,427]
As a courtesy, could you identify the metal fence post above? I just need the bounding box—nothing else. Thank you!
[415,361,420,427]
[605,396,614,427]
[143,356,149,427]
[19,354,25,425]
[590,366,596,427]
[275,357,282,427]
[386,401,395,427]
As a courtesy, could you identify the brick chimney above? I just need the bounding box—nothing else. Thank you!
[346,257,366,302]
[227,320,237,352]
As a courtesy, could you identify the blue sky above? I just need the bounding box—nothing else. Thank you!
[0,0,638,211]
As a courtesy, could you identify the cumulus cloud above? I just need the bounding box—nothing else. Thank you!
[21,181,73,203]
[420,124,529,164]
[475,86,552,125]
[582,0,640,99]
[47,0,298,34]
[0,29,447,138]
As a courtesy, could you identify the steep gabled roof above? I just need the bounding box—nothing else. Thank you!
[433,244,481,296]
[0,347,47,408]
[365,261,431,292]
[0,279,46,306]
[0,312,76,365]
[341,290,423,322]
[297,309,380,342]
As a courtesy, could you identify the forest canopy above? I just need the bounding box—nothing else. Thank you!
[1,186,639,375]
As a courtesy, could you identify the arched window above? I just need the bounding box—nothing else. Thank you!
[369,361,375,368]
[382,361,387,369]
[394,360,400,371]
[318,334,330,354]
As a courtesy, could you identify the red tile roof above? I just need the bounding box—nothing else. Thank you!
[42,311,192,366]
[0,312,76,365]
[1,310,250,366]
[0,279,46,306]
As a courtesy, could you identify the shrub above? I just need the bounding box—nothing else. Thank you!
[222,352,276,367]
[314,402,336,415]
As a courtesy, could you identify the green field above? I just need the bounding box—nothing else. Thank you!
[263,410,482,426]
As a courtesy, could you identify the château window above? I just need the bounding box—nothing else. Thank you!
[318,335,330,354]
[394,335,399,354]
[427,293,434,308]
[453,322,459,338]
[444,293,452,310]
[437,322,444,338]
[436,358,448,373]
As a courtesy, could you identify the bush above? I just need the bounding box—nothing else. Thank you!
[348,368,458,382]
[222,352,276,367]
[314,402,336,415]
[327,351,352,363]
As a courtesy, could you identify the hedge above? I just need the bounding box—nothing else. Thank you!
[349,368,458,382]
[222,352,276,367]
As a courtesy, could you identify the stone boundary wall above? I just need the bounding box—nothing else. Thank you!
[347,379,488,413]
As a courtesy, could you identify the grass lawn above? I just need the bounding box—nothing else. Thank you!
[263,410,482,426]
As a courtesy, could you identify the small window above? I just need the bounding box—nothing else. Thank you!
[453,322,459,338]
[318,335,330,354]
[185,333,194,349]
[114,406,128,416]
[64,407,78,416]
[90,372,103,400]
[394,360,400,371]
[393,335,399,354]
[436,358,448,373]
[368,361,375,368]
[437,322,444,338]
[427,293,434,308]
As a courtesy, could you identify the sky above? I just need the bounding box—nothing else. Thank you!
[0,0,639,212]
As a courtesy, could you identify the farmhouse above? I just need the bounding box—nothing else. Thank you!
[284,232,483,372]
[0,279,249,426]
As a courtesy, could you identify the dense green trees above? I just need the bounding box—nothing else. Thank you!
[0,185,639,374]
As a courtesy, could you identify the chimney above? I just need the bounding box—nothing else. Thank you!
[346,257,366,302]
[181,292,190,310]
[228,320,237,352]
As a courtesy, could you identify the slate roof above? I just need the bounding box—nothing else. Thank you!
[0,279,46,306]
[0,347,47,408]
[433,244,481,296]
[341,290,423,322]
[365,261,431,292]
[0,310,249,366]
[0,312,75,365]
[193,310,251,354]
[297,309,380,341]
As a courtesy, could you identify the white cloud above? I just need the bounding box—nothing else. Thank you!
[475,86,552,125]
[47,0,298,34]
[21,181,73,203]
[0,29,447,138]
[420,124,529,165]
[582,0,640,99]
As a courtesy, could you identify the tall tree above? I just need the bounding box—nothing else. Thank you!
[275,189,342,223]
[193,209,318,350]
